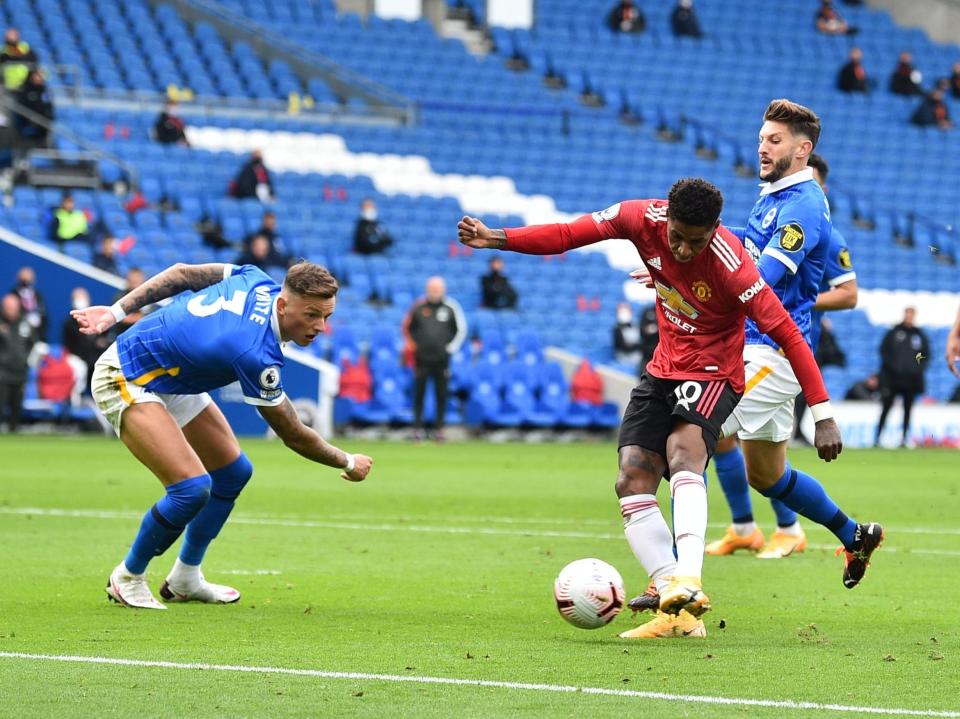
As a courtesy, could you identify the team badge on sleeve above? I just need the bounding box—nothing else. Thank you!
[260,366,281,390]
[591,203,621,224]
[778,223,805,252]
[838,247,853,270]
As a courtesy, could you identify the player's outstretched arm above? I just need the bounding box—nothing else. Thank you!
[71,262,229,335]
[458,217,506,249]
[946,307,960,378]
[258,397,372,482]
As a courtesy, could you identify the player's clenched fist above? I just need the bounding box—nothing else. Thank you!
[341,454,373,482]
[458,216,505,249]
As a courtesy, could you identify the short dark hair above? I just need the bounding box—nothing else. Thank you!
[764,99,821,148]
[667,178,724,227]
[284,260,339,299]
[807,153,829,180]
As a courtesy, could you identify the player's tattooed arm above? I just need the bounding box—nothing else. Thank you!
[115,263,227,315]
[258,398,373,480]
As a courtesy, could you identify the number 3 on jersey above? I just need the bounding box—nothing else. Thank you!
[187,290,248,317]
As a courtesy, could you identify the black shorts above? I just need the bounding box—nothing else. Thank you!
[618,373,742,460]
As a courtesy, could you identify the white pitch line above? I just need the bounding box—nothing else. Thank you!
[1,507,958,556]
[3,504,956,537]
[0,652,955,718]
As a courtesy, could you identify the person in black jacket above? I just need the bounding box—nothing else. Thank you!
[404,277,467,440]
[0,292,35,431]
[910,88,952,130]
[62,287,110,393]
[837,48,870,93]
[153,100,189,146]
[229,149,274,202]
[480,257,518,310]
[13,69,53,142]
[607,0,645,33]
[352,198,394,255]
[670,0,703,38]
[613,302,641,368]
[875,307,930,446]
[243,211,291,266]
[890,51,923,96]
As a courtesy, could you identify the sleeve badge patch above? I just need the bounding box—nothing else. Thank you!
[838,247,853,270]
[779,223,805,252]
[591,203,622,224]
[259,366,281,390]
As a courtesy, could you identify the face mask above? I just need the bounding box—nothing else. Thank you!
[72,297,90,311]
[361,208,377,222]
[617,310,632,324]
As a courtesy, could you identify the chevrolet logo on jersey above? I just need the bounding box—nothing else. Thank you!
[655,281,699,319]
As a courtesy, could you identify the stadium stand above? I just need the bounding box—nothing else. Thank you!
[0,0,958,427]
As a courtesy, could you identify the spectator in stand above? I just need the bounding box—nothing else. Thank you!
[845,373,880,401]
[876,307,929,447]
[49,194,92,250]
[153,100,189,146]
[815,0,856,35]
[234,234,275,272]
[244,210,291,267]
[62,287,109,393]
[352,198,394,255]
[613,303,641,368]
[404,276,467,441]
[0,292,35,432]
[607,0,646,34]
[571,359,603,405]
[1,27,37,92]
[814,317,846,368]
[911,88,952,130]
[837,47,870,93]
[890,51,924,96]
[92,235,120,274]
[947,62,960,100]
[111,267,155,338]
[229,149,274,202]
[13,69,53,142]
[480,257,518,310]
[197,214,232,250]
[638,302,659,376]
[670,0,703,39]
[338,356,372,404]
[11,265,47,340]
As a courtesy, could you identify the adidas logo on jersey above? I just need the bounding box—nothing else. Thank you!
[647,256,662,270]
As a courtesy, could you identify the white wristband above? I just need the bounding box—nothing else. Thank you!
[342,452,356,473]
[109,303,127,323]
[810,401,834,423]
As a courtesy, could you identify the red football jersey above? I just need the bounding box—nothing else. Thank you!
[502,199,828,402]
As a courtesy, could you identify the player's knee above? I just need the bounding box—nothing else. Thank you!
[615,454,660,497]
[210,452,253,501]
[164,473,212,524]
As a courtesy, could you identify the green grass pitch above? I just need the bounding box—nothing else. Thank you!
[0,436,957,718]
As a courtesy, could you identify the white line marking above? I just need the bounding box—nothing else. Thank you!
[219,569,281,576]
[1,507,957,556]
[0,652,955,717]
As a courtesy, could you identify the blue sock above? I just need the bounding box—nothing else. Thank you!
[714,446,754,524]
[124,474,212,574]
[757,462,857,549]
[180,454,253,566]
[770,498,798,527]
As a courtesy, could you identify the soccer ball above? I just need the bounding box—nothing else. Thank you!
[553,558,625,629]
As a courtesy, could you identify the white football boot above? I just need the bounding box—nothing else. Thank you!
[159,561,241,604]
[106,563,167,610]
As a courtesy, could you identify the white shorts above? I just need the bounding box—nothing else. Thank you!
[720,344,800,442]
[91,343,212,436]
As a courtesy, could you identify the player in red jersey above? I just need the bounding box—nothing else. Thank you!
[458,178,842,639]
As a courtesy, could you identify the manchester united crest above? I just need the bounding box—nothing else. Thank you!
[691,280,712,302]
